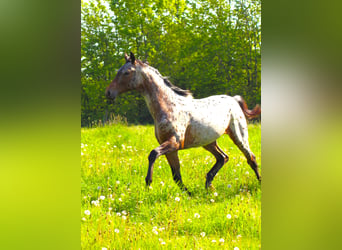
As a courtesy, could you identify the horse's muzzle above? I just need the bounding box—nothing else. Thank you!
[105,89,116,104]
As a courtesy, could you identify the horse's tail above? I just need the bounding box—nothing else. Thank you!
[233,95,261,120]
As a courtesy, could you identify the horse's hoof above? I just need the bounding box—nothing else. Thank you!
[145,179,152,186]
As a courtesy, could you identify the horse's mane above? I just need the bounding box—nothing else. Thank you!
[145,62,193,98]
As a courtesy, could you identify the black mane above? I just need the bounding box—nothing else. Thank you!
[162,78,192,97]
[147,65,192,97]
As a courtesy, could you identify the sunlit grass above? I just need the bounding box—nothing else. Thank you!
[81,123,261,249]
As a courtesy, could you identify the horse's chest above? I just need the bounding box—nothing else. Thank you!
[155,112,188,143]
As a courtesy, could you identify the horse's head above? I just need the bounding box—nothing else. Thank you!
[106,52,143,103]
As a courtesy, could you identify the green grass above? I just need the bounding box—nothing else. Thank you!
[81,123,261,249]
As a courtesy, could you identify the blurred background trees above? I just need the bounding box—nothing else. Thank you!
[81,0,261,126]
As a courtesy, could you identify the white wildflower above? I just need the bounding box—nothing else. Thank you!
[122,210,127,215]
[84,210,91,216]
[122,215,127,220]
[219,238,225,243]
[91,200,100,206]
[175,197,180,202]
[210,199,215,203]
[99,195,105,200]
[194,213,200,218]
[234,247,239,250]
[200,232,206,237]
[116,212,121,217]
[227,214,232,219]
[214,192,218,196]
[114,229,119,233]
[116,180,120,185]
[81,217,86,221]
[211,240,217,243]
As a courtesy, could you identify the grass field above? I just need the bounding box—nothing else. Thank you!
[81,123,261,249]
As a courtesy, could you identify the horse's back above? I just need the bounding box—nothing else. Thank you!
[183,95,238,148]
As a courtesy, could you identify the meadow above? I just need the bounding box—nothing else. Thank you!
[81,123,261,249]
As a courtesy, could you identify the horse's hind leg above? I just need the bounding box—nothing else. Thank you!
[227,120,261,181]
[165,151,191,195]
[203,141,229,189]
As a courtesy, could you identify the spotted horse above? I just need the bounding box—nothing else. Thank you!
[106,52,261,195]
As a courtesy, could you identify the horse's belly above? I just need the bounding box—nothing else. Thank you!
[183,117,229,148]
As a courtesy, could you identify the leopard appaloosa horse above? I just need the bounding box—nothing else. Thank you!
[106,52,261,195]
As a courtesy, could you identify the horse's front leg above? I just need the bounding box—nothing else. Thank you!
[165,151,191,196]
[145,138,178,187]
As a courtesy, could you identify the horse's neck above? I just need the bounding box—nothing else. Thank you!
[140,71,178,121]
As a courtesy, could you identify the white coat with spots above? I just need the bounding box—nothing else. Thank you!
[106,53,261,194]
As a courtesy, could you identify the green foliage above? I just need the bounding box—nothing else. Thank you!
[81,124,261,249]
[81,0,261,126]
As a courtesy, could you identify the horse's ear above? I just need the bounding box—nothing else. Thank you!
[130,52,136,65]
[124,53,129,62]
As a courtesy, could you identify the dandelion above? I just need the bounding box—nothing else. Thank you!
[114,229,119,233]
[84,210,91,216]
[81,217,86,221]
[160,181,164,186]
[102,248,107,250]
[118,198,122,202]
[210,199,215,203]
[175,197,180,202]
[200,232,206,237]
[107,142,110,145]
[81,152,84,156]
[122,215,127,220]
[234,247,239,250]
[214,192,218,196]
[194,213,200,218]
[219,238,225,243]
[211,240,217,243]
[116,180,120,185]
[227,214,232,219]
[91,200,100,206]
[99,195,105,200]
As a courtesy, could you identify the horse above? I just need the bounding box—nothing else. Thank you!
[106,52,261,195]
